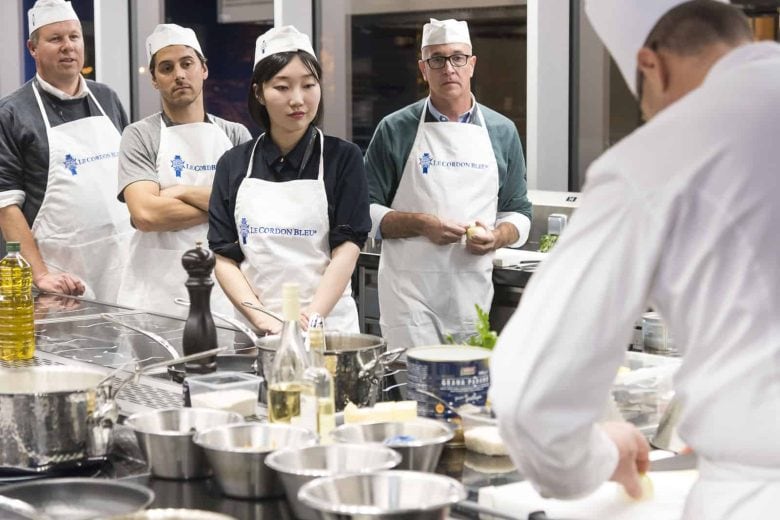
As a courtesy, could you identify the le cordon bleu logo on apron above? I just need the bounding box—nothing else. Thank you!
[418,151,490,175]
[63,152,118,176]
[169,154,217,178]
[239,217,317,245]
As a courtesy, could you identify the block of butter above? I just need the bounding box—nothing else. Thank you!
[344,401,418,424]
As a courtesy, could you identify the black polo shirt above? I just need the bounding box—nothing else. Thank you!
[208,126,371,263]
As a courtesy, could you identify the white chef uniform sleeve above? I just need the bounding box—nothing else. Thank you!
[490,164,668,498]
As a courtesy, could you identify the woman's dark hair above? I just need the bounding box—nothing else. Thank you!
[247,50,323,131]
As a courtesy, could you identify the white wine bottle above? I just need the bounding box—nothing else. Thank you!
[267,283,316,430]
[303,320,336,441]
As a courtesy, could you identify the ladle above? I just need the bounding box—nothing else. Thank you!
[100,313,180,360]
[240,301,284,323]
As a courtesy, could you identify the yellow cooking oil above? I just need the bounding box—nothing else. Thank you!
[0,242,35,361]
[267,381,304,423]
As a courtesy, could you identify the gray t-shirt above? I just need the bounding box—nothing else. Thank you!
[117,112,252,201]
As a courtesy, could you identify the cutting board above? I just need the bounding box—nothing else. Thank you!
[478,470,698,520]
[493,248,548,267]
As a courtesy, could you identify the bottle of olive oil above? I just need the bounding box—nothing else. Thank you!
[0,242,35,361]
[303,320,336,441]
[267,283,316,429]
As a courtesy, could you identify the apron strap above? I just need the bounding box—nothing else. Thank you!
[32,77,112,131]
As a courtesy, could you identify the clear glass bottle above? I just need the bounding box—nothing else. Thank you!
[304,320,336,441]
[0,242,35,361]
[267,283,316,429]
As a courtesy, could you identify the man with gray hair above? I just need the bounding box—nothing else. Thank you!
[491,1,779,518]
[365,18,532,350]
[116,24,251,316]
[0,0,130,301]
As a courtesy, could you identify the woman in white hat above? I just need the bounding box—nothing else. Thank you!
[208,26,371,333]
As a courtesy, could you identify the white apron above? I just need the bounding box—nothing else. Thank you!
[378,100,498,349]
[234,129,359,332]
[683,458,780,520]
[30,81,131,303]
[119,117,234,316]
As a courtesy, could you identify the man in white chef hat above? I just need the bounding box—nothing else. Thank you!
[491,1,780,518]
[115,24,251,316]
[0,0,131,301]
[364,18,532,351]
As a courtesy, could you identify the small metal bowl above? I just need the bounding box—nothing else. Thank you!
[298,470,466,520]
[330,418,454,472]
[265,444,401,520]
[125,408,244,480]
[193,423,318,499]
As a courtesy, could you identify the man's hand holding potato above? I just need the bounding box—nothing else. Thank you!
[466,220,497,255]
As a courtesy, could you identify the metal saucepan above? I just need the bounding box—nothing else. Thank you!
[0,349,223,473]
[255,333,403,411]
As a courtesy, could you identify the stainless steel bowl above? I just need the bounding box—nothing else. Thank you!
[298,470,466,520]
[330,419,453,472]
[193,423,318,499]
[125,408,244,480]
[265,444,401,520]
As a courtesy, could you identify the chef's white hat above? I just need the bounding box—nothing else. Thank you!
[28,0,79,37]
[422,18,471,49]
[253,26,316,67]
[146,24,204,66]
[585,0,730,96]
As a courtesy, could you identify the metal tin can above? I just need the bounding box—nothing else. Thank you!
[406,346,491,420]
[642,312,678,356]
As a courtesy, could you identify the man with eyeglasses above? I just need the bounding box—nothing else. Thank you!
[364,18,532,350]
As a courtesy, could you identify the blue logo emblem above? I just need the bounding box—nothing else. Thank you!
[171,155,186,178]
[239,217,250,245]
[64,154,78,176]
[419,152,433,174]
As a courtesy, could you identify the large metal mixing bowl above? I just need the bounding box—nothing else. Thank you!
[265,443,401,520]
[297,470,466,520]
[125,408,244,480]
[330,418,453,472]
[192,423,317,499]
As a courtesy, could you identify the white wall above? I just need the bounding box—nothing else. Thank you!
[0,1,24,98]
[94,0,131,113]
[527,0,570,191]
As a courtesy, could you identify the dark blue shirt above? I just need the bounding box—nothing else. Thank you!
[208,127,371,263]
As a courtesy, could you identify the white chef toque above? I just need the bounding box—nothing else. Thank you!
[28,0,79,37]
[253,26,316,68]
[146,24,204,66]
[421,18,471,49]
[584,0,730,96]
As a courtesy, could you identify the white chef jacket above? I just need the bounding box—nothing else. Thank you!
[491,42,780,517]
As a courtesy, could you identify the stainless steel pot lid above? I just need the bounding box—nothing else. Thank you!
[0,478,154,520]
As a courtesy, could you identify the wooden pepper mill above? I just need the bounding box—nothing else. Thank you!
[181,241,217,374]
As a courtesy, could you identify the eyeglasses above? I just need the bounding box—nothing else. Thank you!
[424,54,472,69]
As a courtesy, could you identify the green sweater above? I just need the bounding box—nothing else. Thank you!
[364,98,532,222]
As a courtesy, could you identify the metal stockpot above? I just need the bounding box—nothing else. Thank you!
[255,332,402,411]
[0,366,117,472]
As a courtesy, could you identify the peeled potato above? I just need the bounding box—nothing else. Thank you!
[467,224,488,240]
[621,473,655,501]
